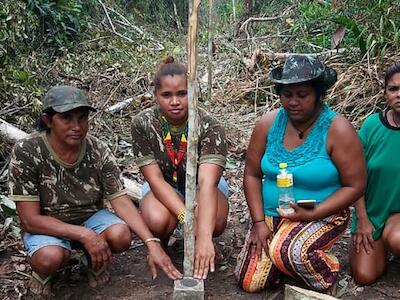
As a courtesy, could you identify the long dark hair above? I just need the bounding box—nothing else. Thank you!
[154,56,187,93]
[384,61,400,90]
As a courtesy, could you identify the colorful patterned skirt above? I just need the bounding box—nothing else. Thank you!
[235,209,350,293]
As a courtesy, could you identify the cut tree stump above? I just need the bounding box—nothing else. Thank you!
[284,285,339,300]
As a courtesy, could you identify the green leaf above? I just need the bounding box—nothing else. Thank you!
[12,69,29,82]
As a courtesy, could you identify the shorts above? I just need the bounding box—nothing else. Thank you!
[142,177,229,199]
[23,209,126,257]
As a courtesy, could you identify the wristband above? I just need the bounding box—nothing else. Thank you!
[144,237,161,244]
[177,210,186,224]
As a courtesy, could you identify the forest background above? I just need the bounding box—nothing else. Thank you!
[1,0,400,299]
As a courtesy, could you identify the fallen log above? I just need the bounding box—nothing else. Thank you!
[0,118,142,204]
[105,92,152,114]
[265,48,358,60]
[0,119,28,143]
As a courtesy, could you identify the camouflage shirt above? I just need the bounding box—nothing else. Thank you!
[131,106,226,191]
[8,132,127,225]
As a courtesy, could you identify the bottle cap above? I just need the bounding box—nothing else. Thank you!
[279,162,287,169]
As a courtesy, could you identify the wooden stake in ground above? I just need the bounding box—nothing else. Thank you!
[207,0,214,102]
[173,1,204,299]
[183,0,201,278]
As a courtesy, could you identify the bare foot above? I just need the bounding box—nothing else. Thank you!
[28,272,52,296]
[87,269,110,288]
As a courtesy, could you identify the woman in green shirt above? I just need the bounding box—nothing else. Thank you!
[351,62,400,284]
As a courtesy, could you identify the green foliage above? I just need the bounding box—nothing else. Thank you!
[25,0,84,48]
[117,0,188,29]
[0,1,37,66]
[216,0,245,23]
[291,0,400,58]
[291,2,334,51]
[340,0,400,58]
[334,16,367,55]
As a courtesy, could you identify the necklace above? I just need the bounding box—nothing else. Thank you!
[290,108,322,139]
[160,116,188,186]
[392,111,400,127]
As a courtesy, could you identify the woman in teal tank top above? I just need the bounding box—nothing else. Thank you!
[235,55,366,294]
[350,62,400,285]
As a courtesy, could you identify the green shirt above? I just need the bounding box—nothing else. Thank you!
[131,106,226,192]
[8,132,127,225]
[351,112,400,240]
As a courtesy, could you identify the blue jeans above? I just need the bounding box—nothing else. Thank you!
[141,177,229,199]
[23,209,126,256]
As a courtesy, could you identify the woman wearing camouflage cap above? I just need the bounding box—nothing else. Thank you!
[235,55,366,293]
[8,86,182,296]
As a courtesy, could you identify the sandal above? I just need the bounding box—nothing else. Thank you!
[78,253,109,288]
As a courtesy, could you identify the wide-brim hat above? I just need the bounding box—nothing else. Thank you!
[269,54,337,89]
[43,86,96,113]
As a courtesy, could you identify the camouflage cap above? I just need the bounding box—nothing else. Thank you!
[269,54,337,89]
[43,86,96,113]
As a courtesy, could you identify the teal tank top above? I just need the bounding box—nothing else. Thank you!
[261,105,341,217]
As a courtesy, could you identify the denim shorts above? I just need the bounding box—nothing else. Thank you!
[142,177,229,199]
[23,209,126,257]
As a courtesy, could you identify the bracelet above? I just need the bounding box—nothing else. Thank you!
[177,210,186,224]
[252,219,265,224]
[144,237,161,244]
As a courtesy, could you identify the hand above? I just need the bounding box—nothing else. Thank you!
[277,201,318,222]
[194,236,215,279]
[146,242,182,280]
[80,229,112,271]
[353,217,375,254]
[249,221,272,259]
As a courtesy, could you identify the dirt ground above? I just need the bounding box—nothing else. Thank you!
[2,190,400,300]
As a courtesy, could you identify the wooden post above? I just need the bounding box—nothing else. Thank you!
[207,0,214,102]
[184,0,201,278]
[173,3,205,298]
